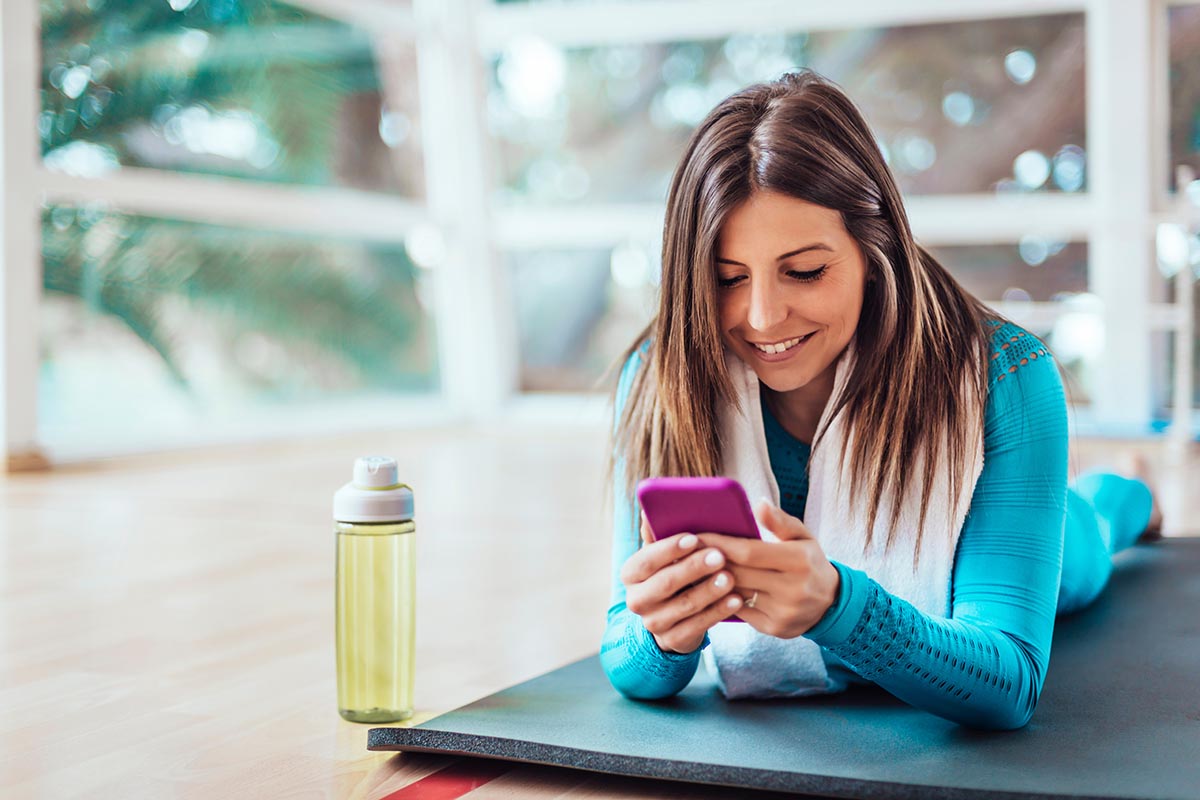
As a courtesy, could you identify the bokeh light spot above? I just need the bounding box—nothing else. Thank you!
[1005,49,1037,84]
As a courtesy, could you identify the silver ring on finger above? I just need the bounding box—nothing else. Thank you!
[745,590,759,609]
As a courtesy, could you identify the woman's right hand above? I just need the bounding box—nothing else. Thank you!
[620,515,743,654]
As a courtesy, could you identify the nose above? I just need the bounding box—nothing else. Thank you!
[746,277,787,332]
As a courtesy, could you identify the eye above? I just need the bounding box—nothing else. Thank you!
[788,265,827,282]
[717,275,746,288]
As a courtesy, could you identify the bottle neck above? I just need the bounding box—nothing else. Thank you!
[335,520,415,535]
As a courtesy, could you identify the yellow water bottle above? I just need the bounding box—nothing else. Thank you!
[334,456,415,723]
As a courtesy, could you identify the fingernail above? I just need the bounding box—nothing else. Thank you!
[679,534,697,549]
[704,550,723,567]
[726,596,742,609]
[714,573,729,588]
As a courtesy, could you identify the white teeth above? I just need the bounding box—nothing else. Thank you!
[754,335,806,355]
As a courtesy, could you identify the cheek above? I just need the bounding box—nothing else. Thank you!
[831,283,865,328]
[717,294,740,332]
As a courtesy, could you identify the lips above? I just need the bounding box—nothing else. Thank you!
[747,331,814,362]
[751,334,810,355]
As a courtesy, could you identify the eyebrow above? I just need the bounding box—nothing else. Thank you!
[716,243,834,266]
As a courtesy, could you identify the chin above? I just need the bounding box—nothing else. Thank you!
[759,374,811,393]
[749,364,812,393]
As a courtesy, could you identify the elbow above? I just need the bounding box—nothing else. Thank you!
[598,647,686,701]
[963,676,1042,731]
[608,673,683,701]
[973,700,1036,732]
[598,609,691,701]
[966,633,1047,731]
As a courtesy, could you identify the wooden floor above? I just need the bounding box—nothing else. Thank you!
[1,426,1195,799]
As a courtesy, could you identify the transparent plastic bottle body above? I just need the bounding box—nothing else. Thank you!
[335,520,415,723]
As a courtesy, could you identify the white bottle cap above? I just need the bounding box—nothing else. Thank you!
[334,456,414,523]
[355,455,401,488]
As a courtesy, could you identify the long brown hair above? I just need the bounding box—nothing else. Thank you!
[613,70,997,566]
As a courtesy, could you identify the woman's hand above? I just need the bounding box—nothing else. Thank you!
[698,501,840,639]
[620,515,744,655]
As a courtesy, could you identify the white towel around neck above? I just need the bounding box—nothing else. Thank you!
[704,340,985,698]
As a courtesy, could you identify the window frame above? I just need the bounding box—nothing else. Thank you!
[2,0,1196,465]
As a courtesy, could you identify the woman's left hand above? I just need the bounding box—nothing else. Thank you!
[697,501,840,639]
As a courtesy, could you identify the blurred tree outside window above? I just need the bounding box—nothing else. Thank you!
[40,207,436,438]
[38,0,433,441]
[40,0,422,193]
[488,14,1087,205]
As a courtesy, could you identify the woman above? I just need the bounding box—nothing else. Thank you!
[601,71,1160,730]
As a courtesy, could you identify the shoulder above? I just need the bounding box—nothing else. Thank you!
[981,320,1066,434]
[984,319,1057,390]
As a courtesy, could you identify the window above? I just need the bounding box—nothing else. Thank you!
[40,207,436,441]
[489,15,1086,204]
[40,0,424,195]
[3,0,1194,461]
[30,0,433,453]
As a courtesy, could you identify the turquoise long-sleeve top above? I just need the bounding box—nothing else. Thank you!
[601,321,1068,730]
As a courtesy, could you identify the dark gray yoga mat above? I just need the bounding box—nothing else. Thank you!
[370,538,1200,800]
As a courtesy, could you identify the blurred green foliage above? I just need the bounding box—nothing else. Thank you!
[40,0,432,397]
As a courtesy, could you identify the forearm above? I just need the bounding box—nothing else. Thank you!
[600,603,702,699]
[808,565,1044,730]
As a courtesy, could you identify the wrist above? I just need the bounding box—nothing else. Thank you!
[822,560,841,617]
[805,561,869,645]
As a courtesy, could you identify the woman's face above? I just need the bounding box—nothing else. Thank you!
[715,191,869,396]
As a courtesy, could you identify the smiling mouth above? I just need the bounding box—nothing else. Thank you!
[751,333,813,355]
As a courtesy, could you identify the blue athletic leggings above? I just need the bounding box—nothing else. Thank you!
[1057,472,1154,615]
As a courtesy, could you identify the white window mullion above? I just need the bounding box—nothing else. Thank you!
[413,0,518,418]
[38,167,428,243]
[1086,0,1157,431]
[477,0,1088,52]
[1,0,46,470]
[493,194,1098,251]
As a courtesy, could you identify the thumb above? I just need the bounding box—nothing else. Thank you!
[755,498,814,541]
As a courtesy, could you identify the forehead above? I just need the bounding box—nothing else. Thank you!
[717,192,847,255]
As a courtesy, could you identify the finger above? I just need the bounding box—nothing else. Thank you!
[640,513,654,545]
[632,547,726,608]
[655,592,745,654]
[695,532,805,570]
[730,602,772,630]
[755,500,815,541]
[619,532,700,585]
[696,525,825,571]
[640,569,734,633]
[725,564,787,594]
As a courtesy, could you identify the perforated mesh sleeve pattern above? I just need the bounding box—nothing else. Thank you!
[818,578,1036,728]
[600,605,703,699]
[987,319,1052,385]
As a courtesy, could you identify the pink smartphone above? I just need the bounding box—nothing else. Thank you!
[636,477,760,623]
[636,476,762,542]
